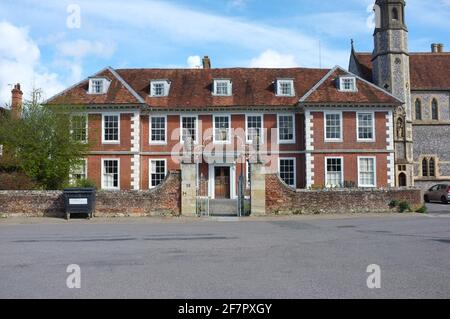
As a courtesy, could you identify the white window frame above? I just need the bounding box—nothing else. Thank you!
[180,115,198,144]
[150,80,170,97]
[213,114,232,144]
[278,157,297,188]
[101,158,120,190]
[88,78,109,94]
[277,113,296,144]
[102,113,120,144]
[356,111,375,142]
[213,79,232,96]
[324,111,343,142]
[325,156,344,188]
[358,156,377,188]
[149,115,167,145]
[149,159,167,189]
[70,114,88,143]
[70,159,88,183]
[339,76,357,92]
[245,114,264,144]
[276,79,295,97]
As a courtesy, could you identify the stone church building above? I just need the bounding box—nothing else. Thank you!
[350,0,450,189]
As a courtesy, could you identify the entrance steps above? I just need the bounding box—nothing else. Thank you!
[209,199,238,217]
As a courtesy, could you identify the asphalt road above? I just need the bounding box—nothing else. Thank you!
[0,204,449,299]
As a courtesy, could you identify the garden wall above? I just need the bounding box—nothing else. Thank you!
[0,171,181,217]
[265,174,423,215]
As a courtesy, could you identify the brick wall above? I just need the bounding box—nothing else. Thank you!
[0,171,181,218]
[266,174,423,215]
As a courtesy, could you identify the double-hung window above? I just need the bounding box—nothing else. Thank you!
[276,80,295,96]
[181,116,198,144]
[88,78,109,94]
[279,158,296,188]
[71,115,87,142]
[150,80,170,97]
[339,77,357,92]
[150,116,167,144]
[246,115,263,144]
[71,159,87,182]
[102,114,120,143]
[358,157,376,187]
[325,112,342,141]
[278,114,295,143]
[213,80,232,96]
[102,159,119,190]
[325,157,343,187]
[214,115,231,143]
[357,112,375,141]
[150,159,167,188]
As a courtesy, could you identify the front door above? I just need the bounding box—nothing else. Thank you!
[215,167,230,199]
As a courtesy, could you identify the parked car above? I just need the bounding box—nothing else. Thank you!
[424,184,450,204]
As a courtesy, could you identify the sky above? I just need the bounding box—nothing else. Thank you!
[0,0,449,105]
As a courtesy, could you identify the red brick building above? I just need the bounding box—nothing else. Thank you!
[46,59,401,196]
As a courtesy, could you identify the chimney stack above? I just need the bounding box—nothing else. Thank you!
[202,56,211,69]
[11,83,23,119]
[437,43,444,53]
[431,43,439,53]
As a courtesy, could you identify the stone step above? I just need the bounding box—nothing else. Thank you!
[209,199,238,216]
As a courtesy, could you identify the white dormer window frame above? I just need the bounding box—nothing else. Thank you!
[213,79,232,96]
[276,79,295,97]
[88,78,110,95]
[150,80,171,97]
[339,76,357,92]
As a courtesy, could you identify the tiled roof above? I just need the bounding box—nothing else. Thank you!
[301,67,402,105]
[353,52,450,91]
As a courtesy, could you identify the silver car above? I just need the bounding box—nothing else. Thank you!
[424,184,450,204]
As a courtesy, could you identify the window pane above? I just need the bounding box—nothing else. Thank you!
[326,158,342,187]
[104,115,119,142]
[415,100,422,120]
[432,100,439,120]
[214,116,230,142]
[151,117,166,142]
[279,115,294,141]
[325,114,341,140]
[72,161,86,181]
[359,158,375,186]
[152,83,165,96]
[358,113,374,140]
[279,159,295,187]
[151,160,166,187]
[182,117,197,143]
[71,115,87,142]
[247,116,262,142]
[103,160,119,189]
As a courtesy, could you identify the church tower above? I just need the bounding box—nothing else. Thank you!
[372,0,414,186]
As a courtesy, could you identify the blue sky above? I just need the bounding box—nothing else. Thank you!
[0,0,449,105]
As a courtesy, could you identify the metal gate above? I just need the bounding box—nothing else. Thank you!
[196,172,210,217]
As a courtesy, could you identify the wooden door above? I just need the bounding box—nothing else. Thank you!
[215,167,230,199]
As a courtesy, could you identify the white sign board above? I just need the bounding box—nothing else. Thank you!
[69,198,88,205]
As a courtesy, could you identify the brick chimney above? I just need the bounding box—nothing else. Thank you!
[202,56,211,69]
[11,83,23,119]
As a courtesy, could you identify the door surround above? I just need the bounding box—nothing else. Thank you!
[208,163,237,199]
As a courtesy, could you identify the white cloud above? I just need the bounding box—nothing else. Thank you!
[0,21,64,106]
[57,39,116,60]
[187,55,201,68]
[249,50,298,68]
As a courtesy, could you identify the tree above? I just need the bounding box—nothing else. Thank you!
[0,89,89,190]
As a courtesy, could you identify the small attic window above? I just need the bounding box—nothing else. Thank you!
[276,79,295,97]
[213,79,232,96]
[338,77,357,92]
[150,80,170,97]
[88,78,110,94]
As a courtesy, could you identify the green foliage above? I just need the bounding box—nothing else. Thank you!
[398,201,412,213]
[389,200,400,208]
[71,178,97,189]
[0,89,89,190]
[415,205,428,214]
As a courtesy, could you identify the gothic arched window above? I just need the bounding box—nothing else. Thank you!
[392,8,399,21]
[415,99,422,120]
[422,158,429,177]
[432,99,439,120]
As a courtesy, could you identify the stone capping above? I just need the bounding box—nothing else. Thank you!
[265,173,423,215]
[0,170,181,218]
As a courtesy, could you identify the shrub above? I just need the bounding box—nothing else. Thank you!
[0,172,39,190]
[416,206,428,214]
[389,200,399,208]
[73,178,97,189]
[398,201,412,213]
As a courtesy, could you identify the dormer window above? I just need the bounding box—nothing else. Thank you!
[276,79,295,97]
[88,78,110,94]
[150,80,170,97]
[339,77,357,92]
[213,79,232,96]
